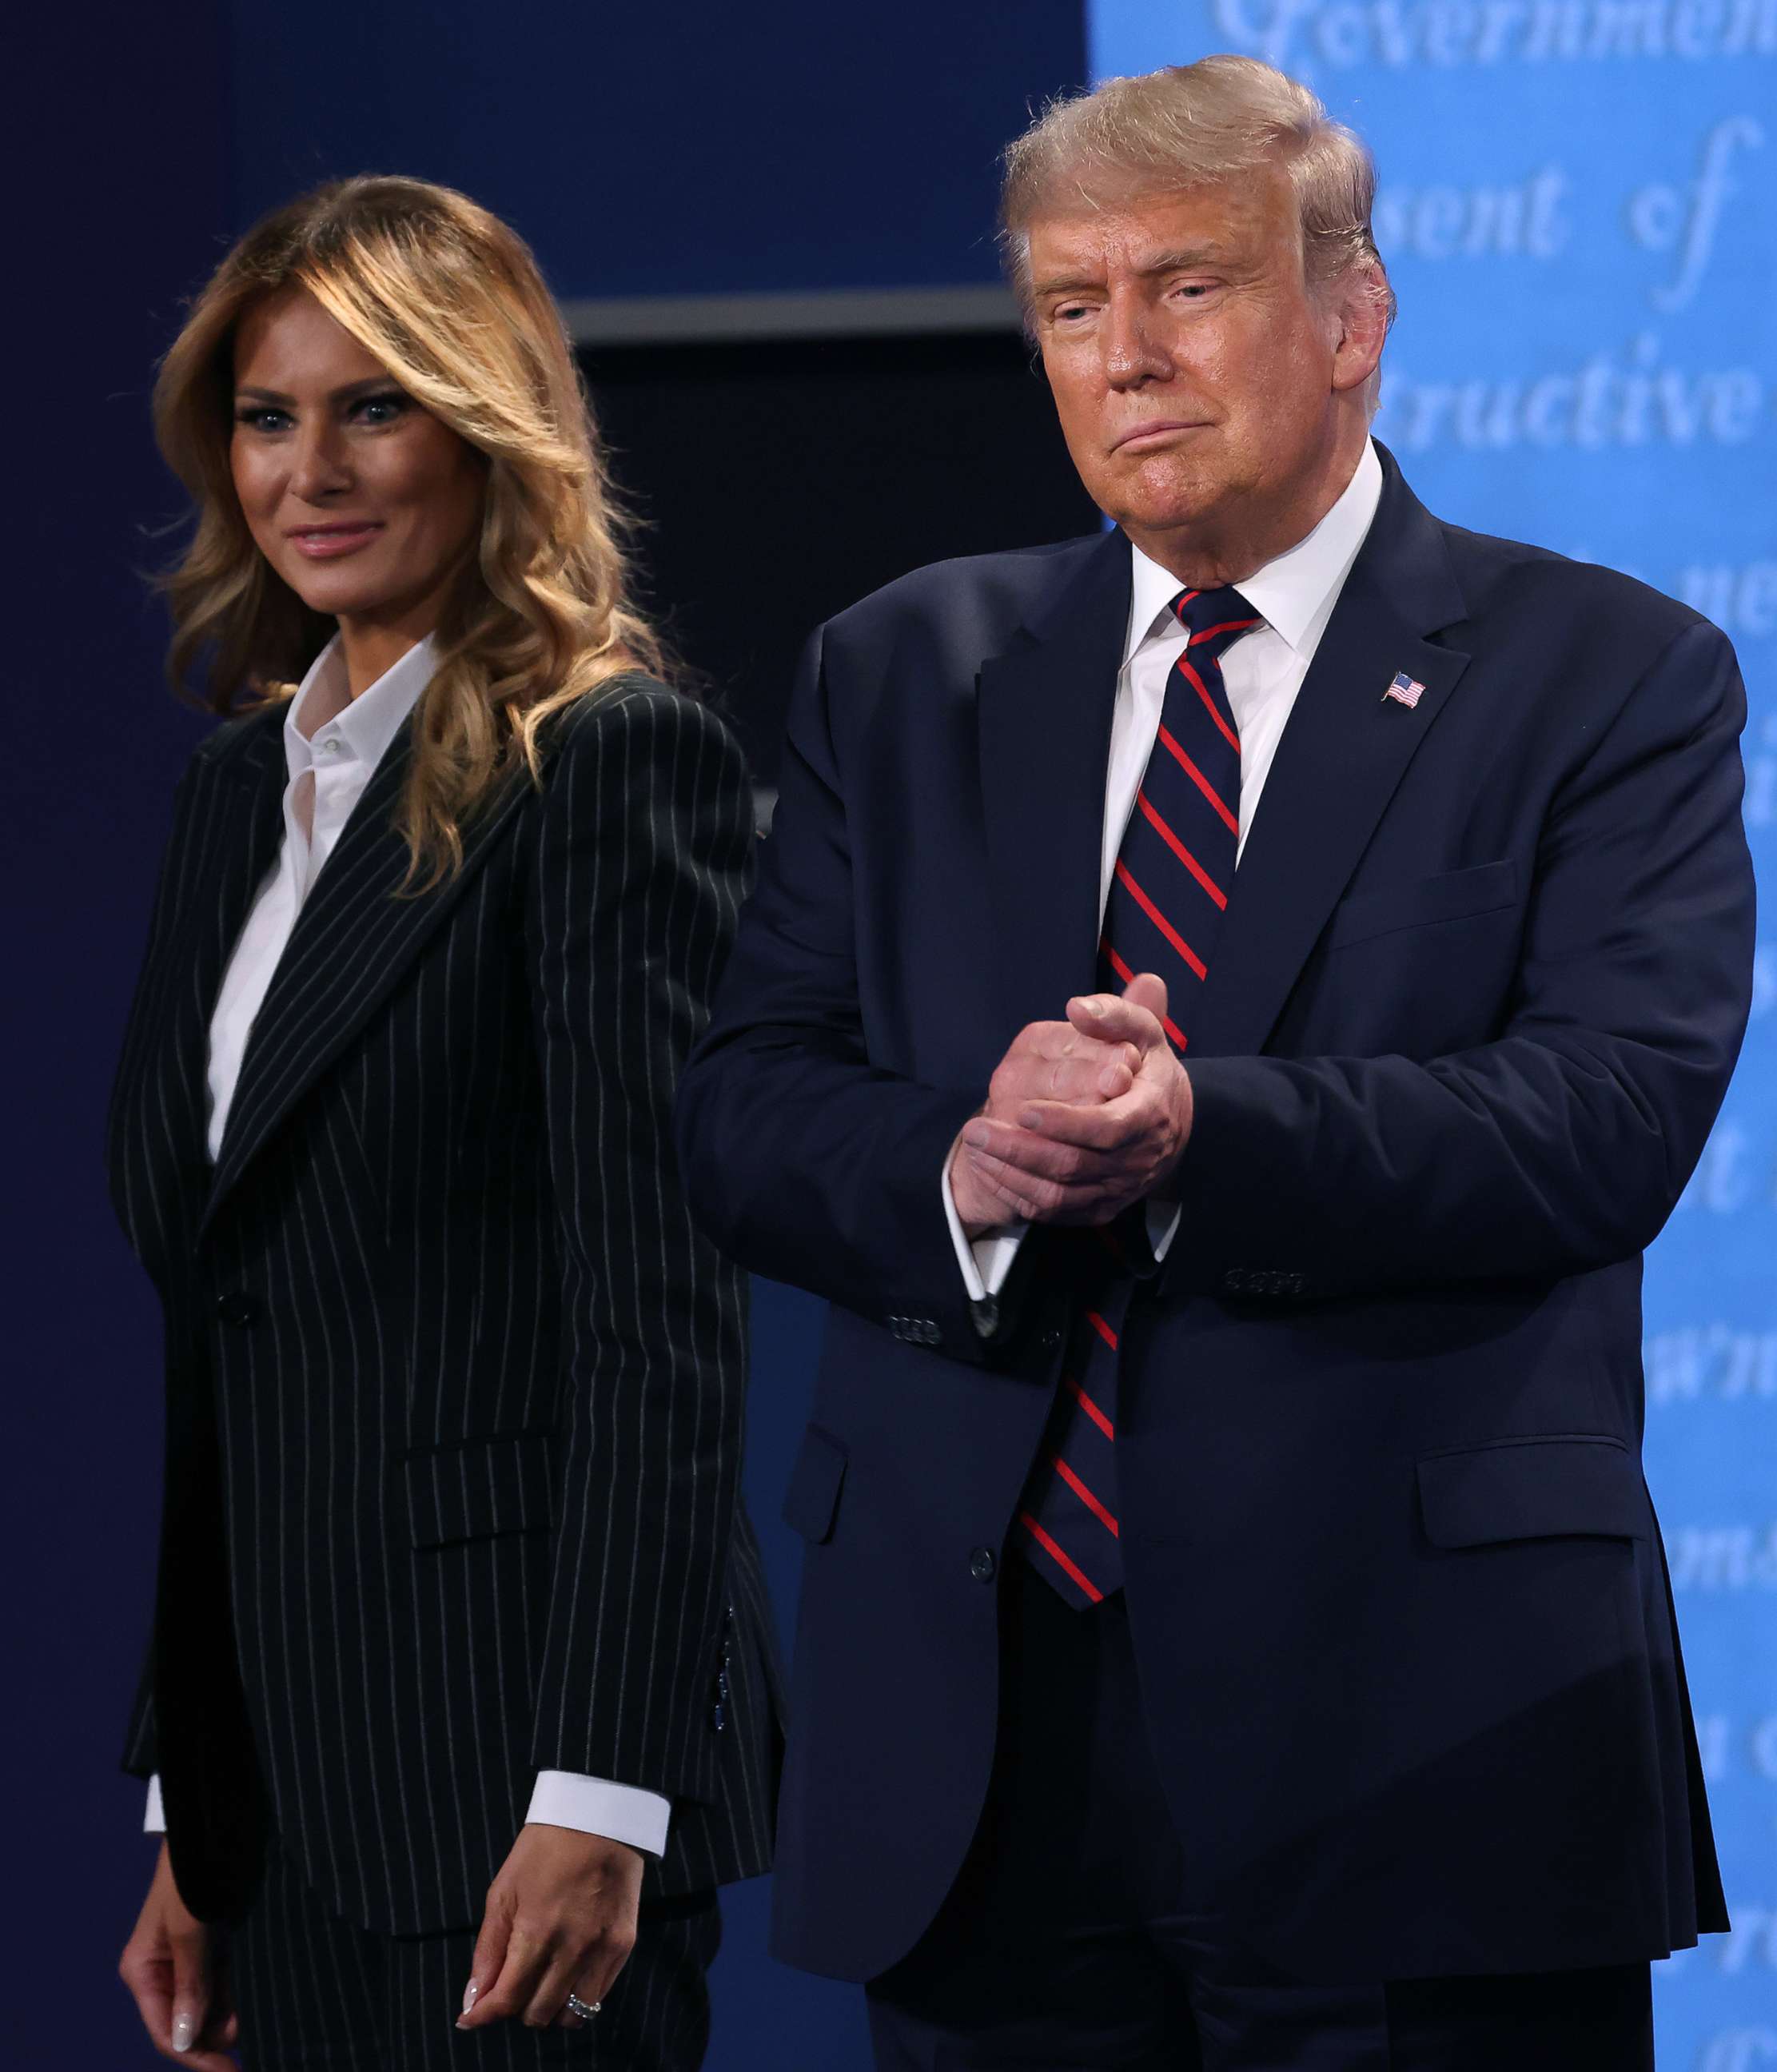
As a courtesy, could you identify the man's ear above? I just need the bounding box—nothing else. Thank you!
[1330,260,1391,396]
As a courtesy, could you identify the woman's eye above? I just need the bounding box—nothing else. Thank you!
[353,392,408,426]
[235,406,291,432]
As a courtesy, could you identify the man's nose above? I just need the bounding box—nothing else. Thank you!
[287,422,352,503]
[1101,298,1171,389]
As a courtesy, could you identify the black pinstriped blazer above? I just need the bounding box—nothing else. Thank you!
[108,675,782,1935]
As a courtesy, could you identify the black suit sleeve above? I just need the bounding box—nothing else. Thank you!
[1171,619,1756,1300]
[524,684,755,1802]
[675,628,1003,1361]
[112,761,210,1784]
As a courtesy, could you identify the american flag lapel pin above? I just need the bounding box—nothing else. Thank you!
[1383,671,1426,709]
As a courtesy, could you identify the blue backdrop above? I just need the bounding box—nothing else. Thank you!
[1087,6,1776,2062]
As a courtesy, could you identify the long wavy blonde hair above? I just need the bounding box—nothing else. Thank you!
[154,174,667,884]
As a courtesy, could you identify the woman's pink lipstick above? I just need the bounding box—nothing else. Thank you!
[288,520,384,560]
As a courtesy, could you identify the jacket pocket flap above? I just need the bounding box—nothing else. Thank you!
[407,1433,556,1549]
[1417,1435,1645,1550]
[783,1426,847,1544]
[1329,859,1517,950]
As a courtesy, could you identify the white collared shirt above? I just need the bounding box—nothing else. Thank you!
[946,440,1385,1299]
[149,633,671,1859]
[205,634,436,1158]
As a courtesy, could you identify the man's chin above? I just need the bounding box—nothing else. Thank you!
[1096,460,1227,535]
[1108,495,1221,544]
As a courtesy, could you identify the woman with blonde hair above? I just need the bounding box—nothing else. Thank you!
[109,175,779,2070]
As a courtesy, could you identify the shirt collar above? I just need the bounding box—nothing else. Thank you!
[284,633,439,777]
[1123,437,1384,667]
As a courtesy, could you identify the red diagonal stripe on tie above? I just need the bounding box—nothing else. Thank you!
[1136,791,1228,909]
[1053,1456,1120,1536]
[1085,1309,1118,1353]
[1114,863,1207,982]
[1065,1373,1115,1440]
[1019,1512,1105,1603]
[1189,616,1261,647]
[1101,940,1189,1050]
[1155,726,1239,835]
[1176,654,1242,753]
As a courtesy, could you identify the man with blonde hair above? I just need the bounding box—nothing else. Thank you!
[679,54,1748,2069]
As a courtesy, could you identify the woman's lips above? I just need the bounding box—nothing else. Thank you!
[288,522,384,560]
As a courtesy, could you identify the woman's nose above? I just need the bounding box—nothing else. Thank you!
[286,422,353,503]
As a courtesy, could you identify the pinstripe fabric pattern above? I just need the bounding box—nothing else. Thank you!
[231,1831,719,2070]
[108,677,782,1936]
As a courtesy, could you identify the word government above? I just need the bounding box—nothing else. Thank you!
[1217,0,1777,66]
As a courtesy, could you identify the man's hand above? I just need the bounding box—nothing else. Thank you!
[955,973,1193,1227]
[948,1012,1142,1238]
[457,1826,644,2033]
[119,1841,237,2069]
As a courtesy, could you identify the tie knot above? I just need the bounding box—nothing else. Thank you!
[1170,584,1261,660]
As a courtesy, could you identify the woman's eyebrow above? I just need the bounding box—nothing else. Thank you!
[233,377,395,404]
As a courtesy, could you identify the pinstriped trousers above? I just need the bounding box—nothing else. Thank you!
[229,1835,720,2070]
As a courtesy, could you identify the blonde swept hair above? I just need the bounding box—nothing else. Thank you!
[154,174,668,885]
[999,55,1396,343]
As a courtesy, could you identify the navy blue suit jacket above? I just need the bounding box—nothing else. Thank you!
[676,448,1752,1985]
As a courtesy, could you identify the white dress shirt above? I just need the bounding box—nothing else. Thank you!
[148,634,671,1858]
[944,440,1385,1299]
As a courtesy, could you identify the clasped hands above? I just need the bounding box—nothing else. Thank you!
[950,970,1194,1239]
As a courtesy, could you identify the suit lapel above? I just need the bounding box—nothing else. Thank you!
[201,720,531,1234]
[977,530,1131,1034]
[114,714,287,1270]
[1188,450,1472,1061]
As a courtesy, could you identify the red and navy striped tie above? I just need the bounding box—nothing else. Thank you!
[1018,584,1260,1608]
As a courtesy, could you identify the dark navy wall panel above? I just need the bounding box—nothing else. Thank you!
[8,6,229,2072]
[225,0,1087,295]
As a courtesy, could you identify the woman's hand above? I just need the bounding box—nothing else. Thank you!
[456,1826,644,2031]
[119,1842,237,2067]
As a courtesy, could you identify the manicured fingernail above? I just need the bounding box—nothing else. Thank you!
[172,2010,195,2052]
[964,1125,990,1149]
[461,1979,479,2015]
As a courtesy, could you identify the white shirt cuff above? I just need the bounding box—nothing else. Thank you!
[1146,1199,1181,1262]
[941,1142,1028,1300]
[526,1771,671,1857]
[146,1767,668,1855]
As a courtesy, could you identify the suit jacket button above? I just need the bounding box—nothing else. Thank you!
[1039,1325,1062,1353]
[214,1291,258,1328]
[969,1547,996,1583]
